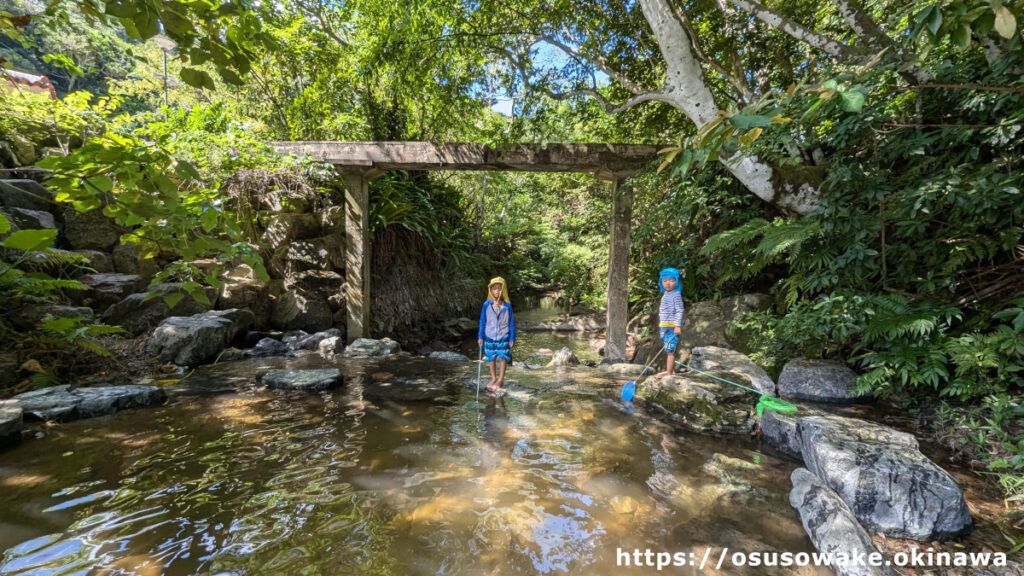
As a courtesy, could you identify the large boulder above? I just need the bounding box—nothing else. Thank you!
[720,293,773,351]
[344,337,401,358]
[271,290,332,333]
[0,179,55,212]
[678,301,730,350]
[148,309,254,366]
[689,346,776,396]
[760,407,806,459]
[287,269,344,301]
[789,468,896,576]
[778,358,872,404]
[72,273,145,311]
[798,414,972,541]
[261,368,341,391]
[101,285,212,336]
[62,206,122,251]
[637,372,758,435]
[0,400,23,447]
[12,384,167,422]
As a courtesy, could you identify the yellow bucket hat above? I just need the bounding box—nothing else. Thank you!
[487,277,509,302]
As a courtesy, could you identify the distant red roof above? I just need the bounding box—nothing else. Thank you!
[1,68,57,99]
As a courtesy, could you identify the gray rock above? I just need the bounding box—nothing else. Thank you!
[71,250,114,273]
[295,328,343,350]
[778,358,872,403]
[547,347,580,366]
[690,346,776,396]
[760,408,804,459]
[0,179,55,212]
[344,337,401,358]
[73,273,144,311]
[8,207,56,230]
[245,337,294,358]
[9,305,94,331]
[720,293,773,351]
[111,243,159,283]
[679,301,730,350]
[148,309,254,366]
[271,290,332,333]
[798,414,972,541]
[789,468,896,576]
[12,385,166,422]
[218,273,270,328]
[637,373,758,435]
[317,336,344,356]
[101,285,211,336]
[286,269,344,299]
[62,206,121,251]
[260,213,322,252]
[281,330,310,348]
[261,368,341,391]
[0,400,23,447]
[428,350,471,362]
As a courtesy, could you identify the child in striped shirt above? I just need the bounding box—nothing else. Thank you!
[658,267,685,376]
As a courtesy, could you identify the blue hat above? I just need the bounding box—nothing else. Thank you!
[659,267,681,293]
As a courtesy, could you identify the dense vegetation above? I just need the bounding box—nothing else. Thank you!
[1,0,1022,515]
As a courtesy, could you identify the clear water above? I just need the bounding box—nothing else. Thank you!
[0,354,826,575]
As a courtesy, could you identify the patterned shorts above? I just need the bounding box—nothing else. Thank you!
[484,336,511,362]
[660,327,679,353]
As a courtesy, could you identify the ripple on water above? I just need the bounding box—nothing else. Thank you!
[0,358,827,576]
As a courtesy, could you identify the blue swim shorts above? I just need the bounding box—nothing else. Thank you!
[484,336,511,362]
[660,327,679,353]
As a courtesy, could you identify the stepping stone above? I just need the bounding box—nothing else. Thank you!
[261,369,341,391]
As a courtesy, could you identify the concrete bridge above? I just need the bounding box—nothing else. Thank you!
[271,141,660,362]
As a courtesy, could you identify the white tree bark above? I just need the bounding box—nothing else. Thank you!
[638,0,818,215]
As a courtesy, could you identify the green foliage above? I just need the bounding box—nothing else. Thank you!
[547,242,604,309]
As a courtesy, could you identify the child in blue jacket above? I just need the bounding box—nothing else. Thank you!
[477,277,515,392]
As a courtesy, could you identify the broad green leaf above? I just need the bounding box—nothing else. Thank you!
[994,6,1017,38]
[86,174,113,193]
[839,90,866,112]
[163,292,185,309]
[952,23,971,48]
[3,229,57,251]
[0,213,10,235]
[180,67,217,90]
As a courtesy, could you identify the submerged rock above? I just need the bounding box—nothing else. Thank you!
[12,384,166,422]
[789,468,896,576]
[428,350,471,362]
[597,362,654,376]
[261,369,341,391]
[547,347,579,366]
[344,337,401,358]
[365,376,448,401]
[778,358,872,403]
[689,346,776,396]
[798,414,972,541]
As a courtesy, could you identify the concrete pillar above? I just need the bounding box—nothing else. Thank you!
[605,178,632,363]
[342,171,371,342]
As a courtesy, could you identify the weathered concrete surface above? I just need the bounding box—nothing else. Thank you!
[790,468,897,576]
[271,142,659,176]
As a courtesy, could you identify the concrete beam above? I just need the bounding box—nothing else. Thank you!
[605,178,632,363]
[272,141,658,175]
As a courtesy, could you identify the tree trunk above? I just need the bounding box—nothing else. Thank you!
[638,0,819,215]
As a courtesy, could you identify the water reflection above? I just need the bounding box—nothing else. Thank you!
[0,357,826,575]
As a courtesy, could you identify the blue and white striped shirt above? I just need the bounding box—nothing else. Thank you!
[659,291,684,327]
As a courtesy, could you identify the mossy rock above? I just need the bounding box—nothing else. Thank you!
[637,372,758,435]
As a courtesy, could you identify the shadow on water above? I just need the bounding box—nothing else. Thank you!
[0,349,831,575]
